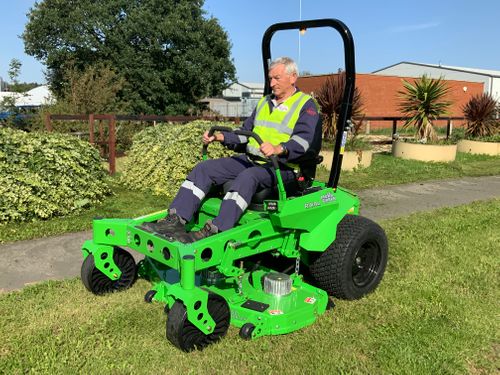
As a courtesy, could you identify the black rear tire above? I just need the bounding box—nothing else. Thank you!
[81,247,137,295]
[308,215,388,300]
[166,294,230,352]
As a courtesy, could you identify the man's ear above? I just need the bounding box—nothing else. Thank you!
[290,73,298,85]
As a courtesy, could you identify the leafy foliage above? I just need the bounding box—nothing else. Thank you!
[57,62,129,114]
[22,0,236,114]
[6,82,40,93]
[398,75,452,143]
[120,120,236,198]
[0,128,110,224]
[315,72,366,152]
[462,93,499,138]
[315,72,364,142]
[0,60,21,112]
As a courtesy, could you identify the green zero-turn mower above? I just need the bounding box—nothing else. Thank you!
[80,18,388,352]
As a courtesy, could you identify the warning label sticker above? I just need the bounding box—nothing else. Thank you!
[304,297,316,304]
[269,309,284,315]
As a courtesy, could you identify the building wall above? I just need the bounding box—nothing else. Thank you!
[491,78,500,100]
[297,73,484,128]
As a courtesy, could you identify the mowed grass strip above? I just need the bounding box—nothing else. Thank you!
[1,200,498,374]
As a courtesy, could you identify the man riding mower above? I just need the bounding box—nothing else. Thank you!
[80,18,388,352]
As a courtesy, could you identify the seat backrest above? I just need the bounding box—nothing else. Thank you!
[291,114,323,183]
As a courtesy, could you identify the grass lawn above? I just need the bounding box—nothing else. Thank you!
[0,200,498,374]
[317,152,500,191]
[1,152,499,244]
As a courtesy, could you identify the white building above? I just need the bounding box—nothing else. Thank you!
[373,62,500,101]
[203,82,264,117]
[0,85,54,109]
[222,82,264,100]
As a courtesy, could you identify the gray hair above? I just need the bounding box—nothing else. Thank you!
[269,57,298,76]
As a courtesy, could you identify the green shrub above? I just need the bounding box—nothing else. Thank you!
[0,127,110,224]
[120,121,237,198]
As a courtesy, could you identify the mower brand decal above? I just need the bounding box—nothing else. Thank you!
[304,297,316,304]
[269,309,284,315]
[304,201,320,209]
[341,131,348,147]
[321,192,336,203]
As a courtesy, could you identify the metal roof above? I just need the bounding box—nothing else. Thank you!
[373,61,500,78]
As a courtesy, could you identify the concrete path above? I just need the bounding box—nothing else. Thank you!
[1,175,499,292]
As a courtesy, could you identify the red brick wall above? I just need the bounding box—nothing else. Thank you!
[297,73,484,128]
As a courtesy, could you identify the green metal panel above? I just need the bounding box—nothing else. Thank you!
[81,240,121,280]
[82,181,359,339]
[148,267,328,339]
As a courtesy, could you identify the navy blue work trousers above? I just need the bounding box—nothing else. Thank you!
[170,154,295,231]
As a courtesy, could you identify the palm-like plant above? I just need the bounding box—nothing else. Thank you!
[462,93,499,138]
[398,75,452,143]
[315,71,364,142]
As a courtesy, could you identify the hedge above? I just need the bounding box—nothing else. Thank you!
[0,127,110,224]
[120,121,237,199]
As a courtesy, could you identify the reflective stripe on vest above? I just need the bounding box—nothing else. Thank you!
[247,91,313,165]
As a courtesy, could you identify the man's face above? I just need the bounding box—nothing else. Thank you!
[268,63,297,100]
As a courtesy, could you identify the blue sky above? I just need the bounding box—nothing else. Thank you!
[1,0,499,84]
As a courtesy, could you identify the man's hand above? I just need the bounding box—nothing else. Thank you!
[202,131,224,145]
[260,142,282,157]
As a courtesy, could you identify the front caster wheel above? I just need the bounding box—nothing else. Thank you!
[81,247,137,295]
[166,294,230,352]
[239,323,255,340]
[144,290,157,303]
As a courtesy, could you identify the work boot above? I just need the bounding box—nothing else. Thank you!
[140,212,186,236]
[177,221,219,244]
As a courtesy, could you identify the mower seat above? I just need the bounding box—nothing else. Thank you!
[221,152,323,210]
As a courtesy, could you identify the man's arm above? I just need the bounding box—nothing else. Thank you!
[218,106,258,148]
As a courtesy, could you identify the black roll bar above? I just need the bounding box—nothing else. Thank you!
[261,18,356,189]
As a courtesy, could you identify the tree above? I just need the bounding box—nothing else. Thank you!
[1,59,23,112]
[0,59,31,130]
[22,0,236,114]
[7,82,40,92]
[59,62,129,114]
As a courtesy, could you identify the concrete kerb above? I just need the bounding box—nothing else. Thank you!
[0,175,499,292]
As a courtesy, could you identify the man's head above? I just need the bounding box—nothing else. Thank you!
[268,57,298,101]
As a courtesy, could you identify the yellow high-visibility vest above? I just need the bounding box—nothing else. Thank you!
[247,91,314,166]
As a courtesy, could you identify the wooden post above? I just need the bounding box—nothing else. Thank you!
[98,120,104,157]
[88,114,95,144]
[446,119,452,139]
[108,116,116,175]
[44,113,52,131]
[365,120,370,135]
[392,119,398,140]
